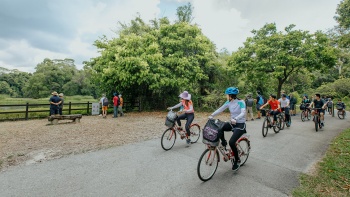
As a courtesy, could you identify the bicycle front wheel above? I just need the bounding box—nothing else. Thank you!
[189,124,200,143]
[262,119,269,137]
[197,148,219,181]
[161,128,176,150]
[338,110,345,119]
[307,111,311,120]
[314,116,319,132]
[237,139,250,166]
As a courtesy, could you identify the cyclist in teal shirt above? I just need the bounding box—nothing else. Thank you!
[209,87,246,171]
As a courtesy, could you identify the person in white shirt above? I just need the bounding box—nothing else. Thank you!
[278,94,291,127]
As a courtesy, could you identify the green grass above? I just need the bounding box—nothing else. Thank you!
[0,95,99,120]
[292,128,350,197]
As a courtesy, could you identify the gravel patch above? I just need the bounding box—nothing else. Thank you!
[0,111,229,172]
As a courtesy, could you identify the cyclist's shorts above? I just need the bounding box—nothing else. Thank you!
[313,109,325,114]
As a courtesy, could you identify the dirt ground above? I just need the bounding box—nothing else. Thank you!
[0,111,230,172]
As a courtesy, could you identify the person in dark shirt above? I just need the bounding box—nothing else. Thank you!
[309,94,327,126]
[58,93,64,115]
[49,91,61,115]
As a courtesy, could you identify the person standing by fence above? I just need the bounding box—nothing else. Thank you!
[58,93,64,115]
[99,94,108,118]
[118,94,124,116]
[113,93,119,118]
[49,91,61,116]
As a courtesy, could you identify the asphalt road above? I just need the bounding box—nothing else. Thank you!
[0,112,349,197]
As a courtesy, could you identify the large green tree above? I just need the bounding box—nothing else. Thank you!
[23,58,76,98]
[0,67,31,97]
[228,23,338,98]
[334,0,350,47]
[86,15,218,109]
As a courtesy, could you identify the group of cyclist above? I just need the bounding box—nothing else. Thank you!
[167,87,346,172]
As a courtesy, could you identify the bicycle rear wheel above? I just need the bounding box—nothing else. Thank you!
[262,119,269,137]
[237,139,250,166]
[279,115,285,130]
[197,148,219,181]
[273,118,281,133]
[161,128,176,150]
[189,124,200,143]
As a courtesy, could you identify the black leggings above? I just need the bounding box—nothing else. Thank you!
[176,113,194,136]
[281,107,290,122]
[219,122,246,162]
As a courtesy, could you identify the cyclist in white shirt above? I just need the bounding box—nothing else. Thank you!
[278,94,291,127]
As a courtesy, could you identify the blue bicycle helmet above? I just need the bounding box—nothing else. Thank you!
[225,87,239,95]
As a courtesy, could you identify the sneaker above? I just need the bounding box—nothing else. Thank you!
[232,160,241,171]
[251,118,254,121]
[321,122,324,127]
[186,139,191,145]
[257,117,261,119]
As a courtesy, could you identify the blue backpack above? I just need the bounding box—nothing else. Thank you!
[258,95,264,105]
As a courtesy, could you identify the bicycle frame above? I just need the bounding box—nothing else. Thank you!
[204,134,250,163]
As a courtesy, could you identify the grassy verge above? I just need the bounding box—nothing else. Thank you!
[292,128,350,197]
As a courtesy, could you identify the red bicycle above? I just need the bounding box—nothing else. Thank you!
[161,110,200,150]
[197,119,251,181]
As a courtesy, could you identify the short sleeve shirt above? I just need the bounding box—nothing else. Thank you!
[313,99,324,108]
[278,98,289,108]
[268,100,280,111]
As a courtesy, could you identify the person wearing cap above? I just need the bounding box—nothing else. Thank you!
[58,93,64,115]
[49,91,61,115]
[118,94,124,117]
[167,91,195,145]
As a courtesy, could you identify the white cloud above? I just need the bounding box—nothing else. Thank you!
[0,0,342,72]
[191,0,249,51]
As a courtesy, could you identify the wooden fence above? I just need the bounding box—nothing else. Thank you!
[0,101,141,121]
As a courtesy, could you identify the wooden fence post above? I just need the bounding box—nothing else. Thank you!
[25,102,29,120]
[87,101,90,115]
[69,102,72,115]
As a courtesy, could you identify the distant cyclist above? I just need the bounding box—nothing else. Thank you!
[208,87,246,171]
[167,91,195,145]
[336,99,346,113]
[260,94,281,126]
[278,94,291,126]
[309,94,327,127]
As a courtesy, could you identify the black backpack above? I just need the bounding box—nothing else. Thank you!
[103,97,109,106]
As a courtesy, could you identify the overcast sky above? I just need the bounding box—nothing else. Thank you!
[0,0,342,73]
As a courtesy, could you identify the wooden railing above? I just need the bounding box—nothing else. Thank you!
[0,101,141,121]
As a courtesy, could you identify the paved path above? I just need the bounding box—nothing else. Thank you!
[0,113,349,197]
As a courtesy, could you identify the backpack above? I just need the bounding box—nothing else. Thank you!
[258,95,264,105]
[246,98,254,107]
[117,96,121,106]
[327,101,333,107]
[103,97,109,106]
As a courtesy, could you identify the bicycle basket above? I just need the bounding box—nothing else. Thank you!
[336,105,343,110]
[165,111,177,128]
[202,119,224,145]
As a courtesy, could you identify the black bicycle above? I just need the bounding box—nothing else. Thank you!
[310,108,323,132]
[261,109,281,137]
